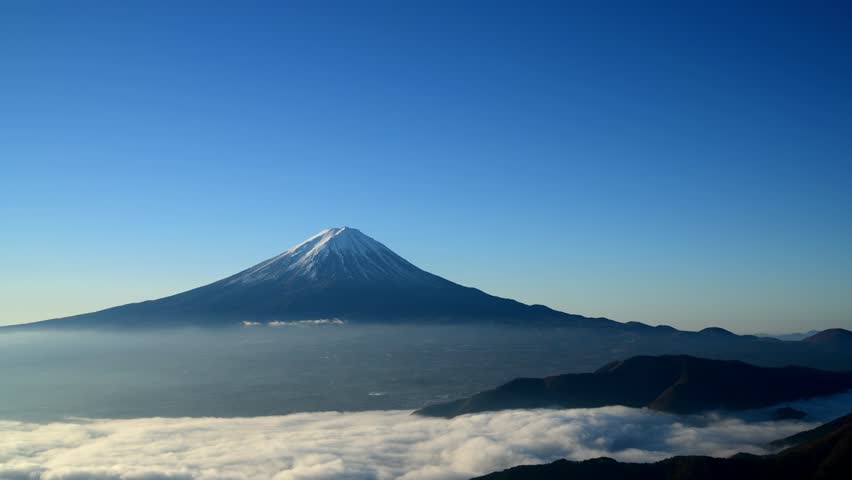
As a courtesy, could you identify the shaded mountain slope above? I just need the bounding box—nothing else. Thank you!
[415,355,852,417]
[473,411,852,480]
[12,227,611,328]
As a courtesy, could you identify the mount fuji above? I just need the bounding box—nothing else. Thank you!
[17,227,612,328]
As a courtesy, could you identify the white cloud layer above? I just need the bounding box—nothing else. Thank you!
[3,392,852,480]
[242,319,346,327]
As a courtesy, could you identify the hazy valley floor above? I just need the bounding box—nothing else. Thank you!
[2,324,847,421]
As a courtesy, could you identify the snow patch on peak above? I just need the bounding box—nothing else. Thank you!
[225,227,432,285]
[290,227,368,256]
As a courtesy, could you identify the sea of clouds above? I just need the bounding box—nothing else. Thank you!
[4,390,852,480]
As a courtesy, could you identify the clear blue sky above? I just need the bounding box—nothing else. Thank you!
[2,1,851,332]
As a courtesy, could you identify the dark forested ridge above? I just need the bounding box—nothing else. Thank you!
[473,411,852,480]
[416,355,852,417]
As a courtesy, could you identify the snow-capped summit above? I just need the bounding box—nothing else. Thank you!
[227,227,430,285]
[17,227,607,328]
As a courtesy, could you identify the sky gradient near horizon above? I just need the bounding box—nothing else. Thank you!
[2,1,851,332]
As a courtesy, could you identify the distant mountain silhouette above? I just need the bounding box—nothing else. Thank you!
[7,227,852,358]
[770,412,852,448]
[772,406,807,421]
[803,329,852,351]
[698,327,737,337]
[11,227,611,328]
[415,355,852,417]
[473,411,852,480]
[756,330,822,341]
